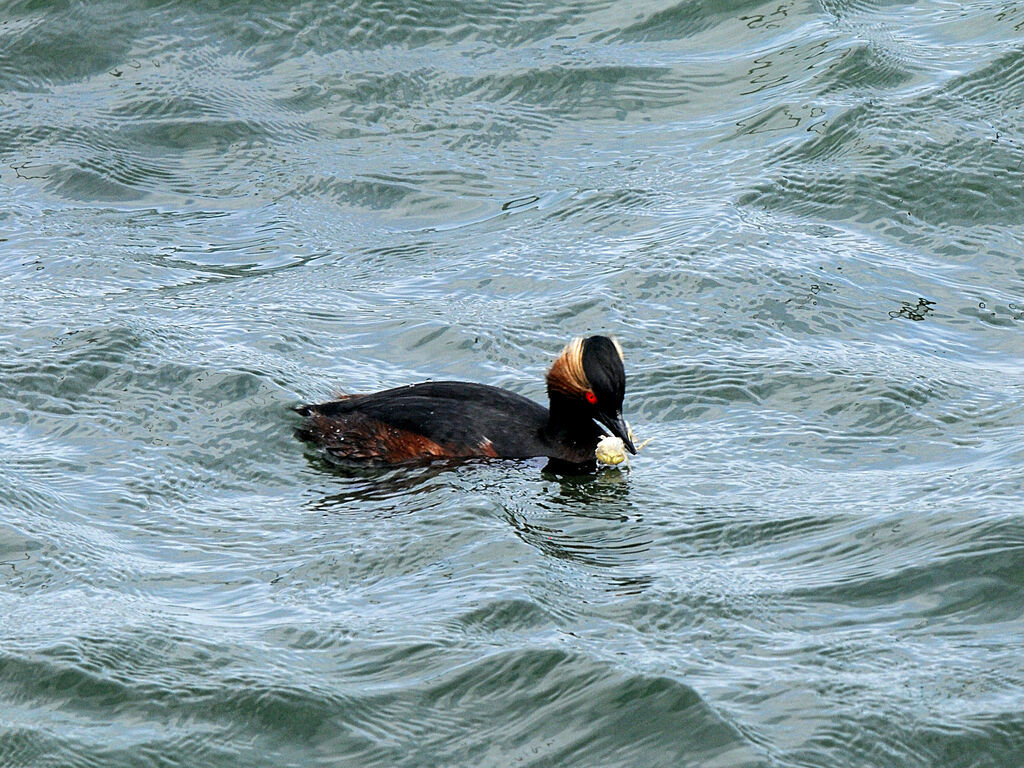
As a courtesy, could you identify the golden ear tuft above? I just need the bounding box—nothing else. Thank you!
[546,337,590,397]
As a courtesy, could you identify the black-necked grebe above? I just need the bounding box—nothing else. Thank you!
[294,335,636,469]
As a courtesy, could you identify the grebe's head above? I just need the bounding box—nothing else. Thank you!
[546,335,636,454]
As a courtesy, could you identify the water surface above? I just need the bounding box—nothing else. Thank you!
[2,1,1023,766]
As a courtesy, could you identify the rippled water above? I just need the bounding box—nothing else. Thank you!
[3,1,1023,766]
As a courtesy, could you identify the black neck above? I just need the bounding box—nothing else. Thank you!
[544,391,603,452]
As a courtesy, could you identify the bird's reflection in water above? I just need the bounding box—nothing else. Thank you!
[301,450,634,513]
[505,468,654,595]
[301,453,654,595]
[300,452,464,513]
[540,464,635,513]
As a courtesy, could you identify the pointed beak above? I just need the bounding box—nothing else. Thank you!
[597,411,637,454]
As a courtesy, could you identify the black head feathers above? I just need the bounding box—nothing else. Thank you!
[546,335,625,407]
[580,336,626,410]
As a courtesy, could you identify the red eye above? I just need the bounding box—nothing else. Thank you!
[585,391,598,405]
